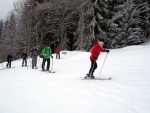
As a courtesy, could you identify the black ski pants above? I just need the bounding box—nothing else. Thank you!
[89,60,97,75]
[42,58,50,70]
[6,59,12,68]
[22,58,27,66]
[56,53,60,59]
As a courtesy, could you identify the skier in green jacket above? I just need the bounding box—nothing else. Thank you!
[41,44,53,71]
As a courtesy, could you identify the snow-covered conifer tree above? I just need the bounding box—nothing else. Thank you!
[133,0,150,40]
[0,20,3,38]
[76,0,118,50]
[112,0,145,48]
[0,12,18,57]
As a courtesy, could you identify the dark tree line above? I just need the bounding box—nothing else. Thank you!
[0,0,149,61]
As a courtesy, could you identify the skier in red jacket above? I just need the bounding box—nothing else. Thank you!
[86,41,109,79]
[55,46,60,59]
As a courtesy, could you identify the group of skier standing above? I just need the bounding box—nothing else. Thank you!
[5,44,60,70]
[3,40,110,79]
[20,46,40,69]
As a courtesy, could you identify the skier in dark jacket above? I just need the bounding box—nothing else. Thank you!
[31,47,39,69]
[6,53,13,68]
[21,52,28,66]
[86,41,109,79]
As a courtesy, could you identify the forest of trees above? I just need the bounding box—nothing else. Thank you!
[0,0,149,61]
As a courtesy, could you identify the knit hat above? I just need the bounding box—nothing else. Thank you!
[98,41,104,46]
[47,43,51,47]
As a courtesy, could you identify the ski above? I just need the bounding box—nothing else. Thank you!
[82,76,111,80]
[40,70,55,73]
[34,67,38,69]
[5,67,15,69]
[32,67,37,71]
[40,70,46,72]
[49,70,55,73]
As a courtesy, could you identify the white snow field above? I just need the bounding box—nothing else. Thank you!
[0,42,150,113]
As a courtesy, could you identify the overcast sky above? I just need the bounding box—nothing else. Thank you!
[0,0,17,20]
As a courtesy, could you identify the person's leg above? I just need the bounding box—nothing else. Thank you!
[32,58,34,69]
[35,56,37,68]
[58,53,60,59]
[88,60,97,78]
[32,56,36,68]
[56,54,57,59]
[22,58,24,66]
[9,60,12,68]
[92,61,97,75]
[46,58,50,71]
[6,61,9,67]
[32,59,34,69]
[42,58,46,70]
[25,58,27,66]
[89,60,95,75]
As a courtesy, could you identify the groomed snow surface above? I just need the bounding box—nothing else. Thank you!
[0,43,150,113]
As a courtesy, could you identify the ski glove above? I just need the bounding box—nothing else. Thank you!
[106,50,110,53]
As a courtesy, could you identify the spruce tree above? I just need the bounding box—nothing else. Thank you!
[133,0,150,40]
[1,13,17,56]
[0,20,3,38]
[76,0,117,51]
[112,0,146,48]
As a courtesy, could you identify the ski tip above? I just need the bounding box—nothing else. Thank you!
[81,77,112,80]
[108,77,112,80]
[84,76,88,79]
[49,71,55,73]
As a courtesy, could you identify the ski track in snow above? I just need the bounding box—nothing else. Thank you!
[0,44,150,113]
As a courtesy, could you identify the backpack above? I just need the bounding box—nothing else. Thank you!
[40,48,46,58]
[39,54,45,58]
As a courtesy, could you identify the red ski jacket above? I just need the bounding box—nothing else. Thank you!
[90,43,107,61]
[55,48,60,53]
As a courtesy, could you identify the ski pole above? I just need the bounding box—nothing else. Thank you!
[27,58,30,69]
[27,58,29,69]
[30,58,32,66]
[50,57,55,73]
[38,56,42,69]
[12,60,15,68]
[0,63,4,69]
[29,57,32,66]
[99,52,109,74]
[51,57,53,71]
